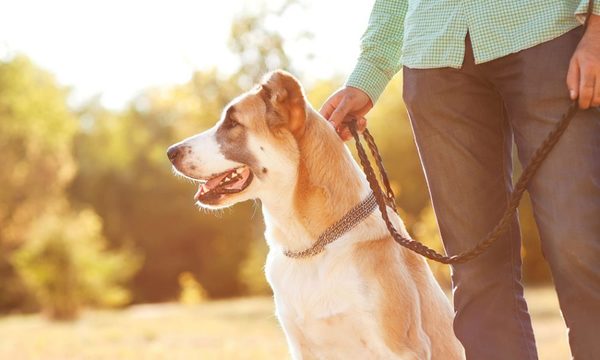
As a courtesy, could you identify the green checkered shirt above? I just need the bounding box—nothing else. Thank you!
[347,0,600,103]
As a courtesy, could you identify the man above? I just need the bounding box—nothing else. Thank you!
[320,1,600,359]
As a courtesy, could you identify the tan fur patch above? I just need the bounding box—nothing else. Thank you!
[215,89,284,179]
[354,238,431,358]
[258,71,363,240]
[261,70,307,137]
[293,114,363,239]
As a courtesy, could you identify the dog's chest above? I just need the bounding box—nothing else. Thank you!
[267,249,368,319]
[266,249,399,357]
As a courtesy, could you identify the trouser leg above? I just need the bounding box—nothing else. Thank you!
[491,27,600,360]
[402,39,538,360]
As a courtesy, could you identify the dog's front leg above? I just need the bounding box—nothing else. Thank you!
[277,312,317,360]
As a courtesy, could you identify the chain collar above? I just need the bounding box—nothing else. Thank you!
[283,192,377,259]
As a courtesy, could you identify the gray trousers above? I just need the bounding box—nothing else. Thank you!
[403,27,600,360]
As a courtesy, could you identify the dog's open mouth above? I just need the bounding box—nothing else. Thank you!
[194,166,253,203]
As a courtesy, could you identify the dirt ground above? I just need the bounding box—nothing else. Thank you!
[0,287,570,359]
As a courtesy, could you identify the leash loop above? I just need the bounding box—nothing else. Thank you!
[349,101,580,264]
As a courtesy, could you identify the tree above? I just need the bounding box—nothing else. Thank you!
[67,2,310,302]
[12,208,140,320]
[0,55,78,310]
[0,56,141,316]
[228,0,311,88]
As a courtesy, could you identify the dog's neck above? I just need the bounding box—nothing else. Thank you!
[261,107,371,253]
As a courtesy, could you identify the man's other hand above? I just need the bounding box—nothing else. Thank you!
[567,14,600,109]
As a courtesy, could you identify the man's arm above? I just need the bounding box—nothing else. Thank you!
[320,0,408,140]
[346,0,408,104]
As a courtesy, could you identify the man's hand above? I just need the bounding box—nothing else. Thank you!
[319,86,373,141]
[567,14,600,109]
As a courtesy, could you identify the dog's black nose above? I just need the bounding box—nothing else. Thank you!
[167,145,181,163]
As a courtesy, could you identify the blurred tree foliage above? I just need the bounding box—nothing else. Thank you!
[228,0,309,88]
[68,1,310,301]
[68,82,258,301]
[178,271,208,305]
[0,57,141,317]
[0,56,76,244]
[12,208,140,320]
[0,55,77,310]
[0,4,553,316]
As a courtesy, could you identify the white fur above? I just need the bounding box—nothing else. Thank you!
[264,210,411,359]
[172,126,238,180]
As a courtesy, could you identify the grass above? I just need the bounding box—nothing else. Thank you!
[0,287,569,359]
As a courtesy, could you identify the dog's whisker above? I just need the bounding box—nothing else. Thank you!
[250,199,260,220]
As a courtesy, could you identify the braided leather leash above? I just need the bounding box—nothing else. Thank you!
[348,101,581,264]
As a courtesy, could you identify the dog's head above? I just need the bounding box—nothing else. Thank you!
[167,70,310,209]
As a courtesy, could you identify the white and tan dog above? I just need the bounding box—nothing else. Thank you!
[168,70,464,359]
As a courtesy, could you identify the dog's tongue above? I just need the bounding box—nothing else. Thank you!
[228,167,250,190]
[194,167,251,200]
[205,171,230,191]
[194,171,230,200]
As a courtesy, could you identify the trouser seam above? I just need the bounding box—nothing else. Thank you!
[502,106,537,360]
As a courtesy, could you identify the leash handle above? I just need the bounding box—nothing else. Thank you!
[349,101,580,264]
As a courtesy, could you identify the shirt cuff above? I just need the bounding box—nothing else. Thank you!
[345,59,393,105]
[575,0,600,24]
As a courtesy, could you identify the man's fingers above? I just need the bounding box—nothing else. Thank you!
[567,59,579,100]
[332,116,368,141]
[319,96,339,120]
[593,74,600,107]
[338,128,352,142]
[579,68,595,109]
[566,58,580,100]
[328,98,351,128]
[319,102,334,120]
[357,117,367,133]
[320,87,371,140]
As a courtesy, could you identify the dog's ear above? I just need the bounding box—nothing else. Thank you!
[260,70,306,136]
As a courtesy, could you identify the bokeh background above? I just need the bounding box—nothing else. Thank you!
[0,0,570,358]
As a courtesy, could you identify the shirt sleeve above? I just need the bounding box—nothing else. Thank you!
[345,0,408,104]
[575,0,600,24]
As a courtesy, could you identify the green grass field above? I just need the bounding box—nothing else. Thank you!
[0,287,569,359]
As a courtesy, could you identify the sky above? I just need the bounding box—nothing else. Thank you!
[0,0,373,109]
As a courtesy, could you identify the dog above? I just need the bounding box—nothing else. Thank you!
[167,70,465,359]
